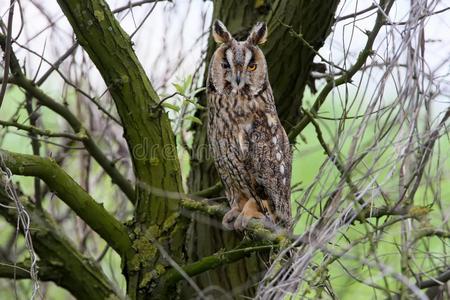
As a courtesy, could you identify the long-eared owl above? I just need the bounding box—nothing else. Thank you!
[207,20,292,230]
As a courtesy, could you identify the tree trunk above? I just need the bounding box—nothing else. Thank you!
[55,1,185,299]
[186,0,339,298]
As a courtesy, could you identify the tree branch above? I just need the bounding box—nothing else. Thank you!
[158,242,275,293]
[55,0,184,220]
[190,181,223,197]
[0,119,86,141]
[0,260,60,281]
[0,33,136,203]
[288,0,394,142]
[0,181,120,299]
[182,198,433,245]
[0,149,131,256]
[417,268,450,289]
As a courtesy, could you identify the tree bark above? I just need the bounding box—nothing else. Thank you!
[55,1,185,299]
[186,0,339,297]
[0,180,119,299]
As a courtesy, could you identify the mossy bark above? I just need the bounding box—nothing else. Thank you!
[0,180,119,299]
[186,0,339,297]
[55,1,185,299]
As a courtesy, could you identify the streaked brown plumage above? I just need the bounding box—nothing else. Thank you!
[207,20,292,230]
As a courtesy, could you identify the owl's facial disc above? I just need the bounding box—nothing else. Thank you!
[224,44,257,93]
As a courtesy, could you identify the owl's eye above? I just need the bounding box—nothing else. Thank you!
[247,63,257,71]
[222,61,230,69]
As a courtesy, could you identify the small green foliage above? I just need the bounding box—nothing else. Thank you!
[185,116,202,125]
[161,102,180,112]
[172,75,193,94]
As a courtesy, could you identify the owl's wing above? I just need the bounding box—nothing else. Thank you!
[247,109,292,226]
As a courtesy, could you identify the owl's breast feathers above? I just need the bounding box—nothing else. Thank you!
[207,88,292,226]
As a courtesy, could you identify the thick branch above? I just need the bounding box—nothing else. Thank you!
[181,198,287,243]
[191,181,222,198]
[0,260,60,281]
[0,149,131,256]
[0,182,120,299]
[159,243,275,293]
[182,198,432,244]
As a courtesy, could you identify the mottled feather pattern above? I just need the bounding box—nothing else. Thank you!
[207,20,292,230]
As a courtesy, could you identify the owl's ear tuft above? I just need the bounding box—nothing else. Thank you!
[213,20,232,44]
[247,22,267,45]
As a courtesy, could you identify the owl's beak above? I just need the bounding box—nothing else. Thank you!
[235,72,241,85]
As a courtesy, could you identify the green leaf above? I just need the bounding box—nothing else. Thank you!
[190,87,206,97]
[183,75,193,91]
[185,115,202,125]
[195,103,206,110]
[162,102,180,112]
[183,99,193,106]
[172,83,184,94]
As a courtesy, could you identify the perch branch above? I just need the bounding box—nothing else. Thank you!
[0,180,120,299]
[0,149,132,256]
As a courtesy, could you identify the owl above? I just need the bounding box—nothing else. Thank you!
[207,20,292,230]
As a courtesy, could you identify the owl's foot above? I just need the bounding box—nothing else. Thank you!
[222,207,241,230]
[234,198,269,231]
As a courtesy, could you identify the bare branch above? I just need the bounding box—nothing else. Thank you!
[417,268,450,289]
[0,119,86,141]
[289,0,395,142]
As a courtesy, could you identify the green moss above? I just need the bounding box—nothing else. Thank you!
[162,212,179,232]
[145,225,160,239]
[155,264,166,275]
[120,74,129,84]
[130,236,158,271]
[128,255,141,272]
[138,263,167,289]
[94,10,105,22]
[139,272,154,288]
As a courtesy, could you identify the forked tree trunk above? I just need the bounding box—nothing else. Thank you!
[185,0,339,298]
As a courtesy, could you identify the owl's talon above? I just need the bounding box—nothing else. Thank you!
[222,207,240,230]
[233,198,267,230]
[234,213,251,231]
